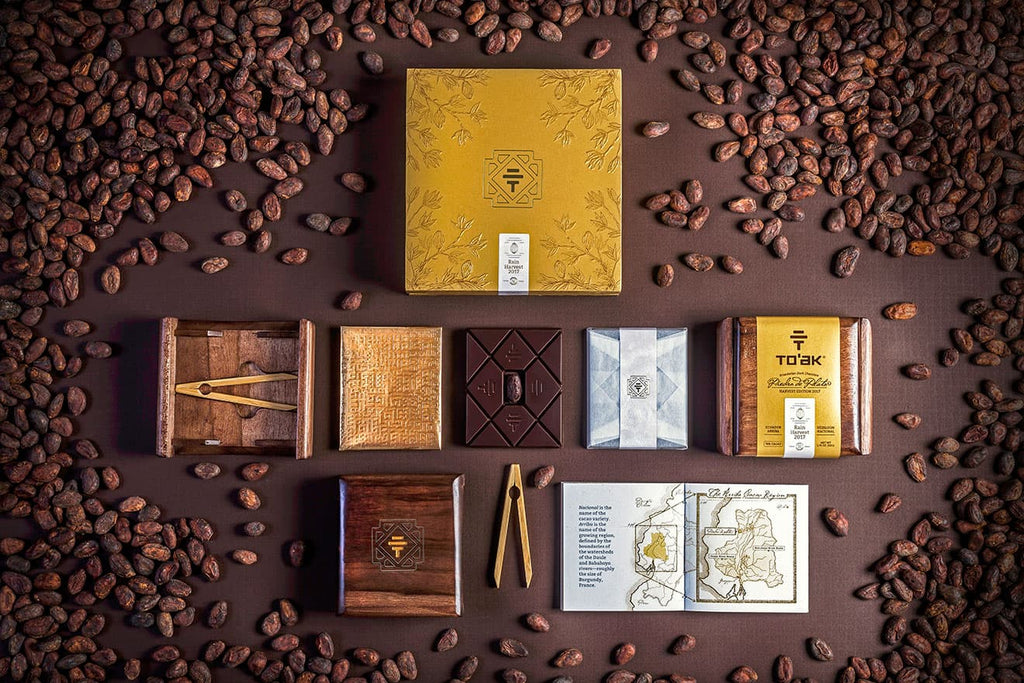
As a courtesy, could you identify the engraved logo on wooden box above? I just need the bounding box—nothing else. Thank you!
[371,519,425,572]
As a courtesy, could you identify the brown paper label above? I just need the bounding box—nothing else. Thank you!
[755,317,841,458]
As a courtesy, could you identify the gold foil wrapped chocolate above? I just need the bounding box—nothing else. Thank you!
[339,326,442,450]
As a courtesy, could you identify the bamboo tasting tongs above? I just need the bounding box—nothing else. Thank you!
[493,463,532,588]
[175,373,298,412]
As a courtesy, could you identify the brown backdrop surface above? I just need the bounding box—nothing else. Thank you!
[2,11,1017,683]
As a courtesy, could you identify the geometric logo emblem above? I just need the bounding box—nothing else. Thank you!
[371,519,425,572]
[790,329,807,350]
[483,150,543,208]
[626,374,651,399]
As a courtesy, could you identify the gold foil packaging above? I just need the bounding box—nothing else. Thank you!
[717,316,872,457]
[338,327,442,450]
[405,68,622,295]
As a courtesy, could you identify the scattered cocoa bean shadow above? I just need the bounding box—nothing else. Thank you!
[352,74,405,293]
[113,319,160,455]
[294,476,340,614]
[280,539,311,568]
[690,321,718,452]
[234,522,267,536]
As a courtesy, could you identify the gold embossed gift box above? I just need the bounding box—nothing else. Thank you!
[338,326,442,450]
[405,68,622,295]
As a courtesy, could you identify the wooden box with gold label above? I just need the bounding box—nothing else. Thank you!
[338,474,464,617]
[156,318,315,459]
[717,316,872,458]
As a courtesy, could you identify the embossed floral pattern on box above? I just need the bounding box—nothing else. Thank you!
[406,68,622,295]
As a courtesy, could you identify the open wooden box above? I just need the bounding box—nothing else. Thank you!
[157,318,314,458]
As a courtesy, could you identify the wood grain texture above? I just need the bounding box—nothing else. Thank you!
[156,317,178,457]
[156,318,315,458]
[717,317,872,456]
[339,474,463,617]
[295,319,314,459]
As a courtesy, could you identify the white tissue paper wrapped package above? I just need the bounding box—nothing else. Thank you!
[586,328,688,449]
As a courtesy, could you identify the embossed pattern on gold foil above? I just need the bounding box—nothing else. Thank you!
[339,327,442,450]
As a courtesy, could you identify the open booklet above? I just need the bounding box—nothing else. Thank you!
[561,482,808,612]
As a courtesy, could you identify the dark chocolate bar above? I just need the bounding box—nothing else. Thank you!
[465,329,562,447]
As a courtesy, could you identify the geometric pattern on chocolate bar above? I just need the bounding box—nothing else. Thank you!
[370,519,425,572]
[466,328,562,447]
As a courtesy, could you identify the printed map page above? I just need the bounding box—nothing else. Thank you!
[561,482,807,612]
[683,483,808,613]
[561,482,687,611]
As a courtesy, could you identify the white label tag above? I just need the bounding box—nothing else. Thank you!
[619,329,658,449]
[498,233,529,295]
[783,398,815,458]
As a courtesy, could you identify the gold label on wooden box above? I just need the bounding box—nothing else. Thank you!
[405,68,622,295]
[755,317,841,458]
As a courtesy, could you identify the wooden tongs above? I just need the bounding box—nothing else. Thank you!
[493,463,532,588]
[175,373,298,412]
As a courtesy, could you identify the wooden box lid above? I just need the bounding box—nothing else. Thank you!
[157,318,315,459]
[338,474,464,617]
[717,316,872,457]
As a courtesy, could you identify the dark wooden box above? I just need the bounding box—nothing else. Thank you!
[717,316,872,457]
[338,474,464,617]
[157,318,315,458]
